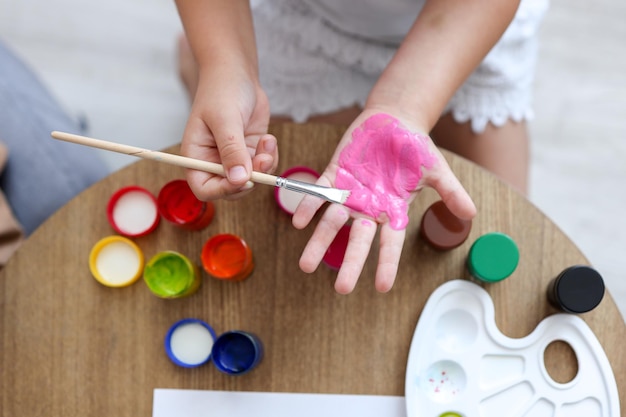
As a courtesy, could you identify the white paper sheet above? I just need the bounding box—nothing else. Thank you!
[153,389,406,417]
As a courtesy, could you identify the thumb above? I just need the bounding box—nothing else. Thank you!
[424,156,477,221]
[210,112,252,185]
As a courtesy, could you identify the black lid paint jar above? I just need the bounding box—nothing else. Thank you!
[547,265,605,314]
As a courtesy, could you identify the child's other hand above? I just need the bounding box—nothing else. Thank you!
[292,110,476,294]
[180,68,278,201]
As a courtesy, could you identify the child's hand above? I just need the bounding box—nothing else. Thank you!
[180,68,278,201]
[292,111,476,294]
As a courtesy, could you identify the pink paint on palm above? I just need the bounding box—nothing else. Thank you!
[336,114,436,230]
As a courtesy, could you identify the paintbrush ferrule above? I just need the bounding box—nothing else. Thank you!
[276,177,349,205]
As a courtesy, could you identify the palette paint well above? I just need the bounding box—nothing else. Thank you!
[405,280,619,417]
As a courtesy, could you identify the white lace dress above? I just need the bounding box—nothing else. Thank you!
[251,0,549,133]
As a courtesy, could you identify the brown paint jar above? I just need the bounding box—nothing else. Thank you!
[420,200,472,250]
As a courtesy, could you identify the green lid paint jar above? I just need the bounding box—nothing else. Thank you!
[467,232,519,283]
[143,251,201,298]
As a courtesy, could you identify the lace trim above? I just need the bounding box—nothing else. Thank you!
[254,1,377,121]
[253,0,395,75]
[445,85,535,133]
[252,0,545,131]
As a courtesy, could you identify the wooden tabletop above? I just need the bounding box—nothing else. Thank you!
[0,123,623,416]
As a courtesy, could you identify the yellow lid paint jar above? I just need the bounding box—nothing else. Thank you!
[89,235,144,287]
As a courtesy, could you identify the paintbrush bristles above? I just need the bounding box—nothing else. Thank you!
[279,177,351,205]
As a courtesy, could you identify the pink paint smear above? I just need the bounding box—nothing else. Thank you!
[335,114,436,230]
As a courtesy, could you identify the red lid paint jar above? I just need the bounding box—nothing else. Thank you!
[107,186,160,237]
[547,265,605,314]
[143,251,201,298]
[420,200,472,250]
[322,224,351,270]
[201,234,254,281]
[157,179,214,231]
[274,166,320,215]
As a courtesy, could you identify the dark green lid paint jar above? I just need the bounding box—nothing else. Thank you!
[467,232,519,283]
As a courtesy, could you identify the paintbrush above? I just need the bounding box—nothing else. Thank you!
[50,131,351,205]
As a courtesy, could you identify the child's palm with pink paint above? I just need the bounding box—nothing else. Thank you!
[293,111,476,294]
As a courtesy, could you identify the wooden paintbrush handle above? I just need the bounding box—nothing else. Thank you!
[51,131,278,186]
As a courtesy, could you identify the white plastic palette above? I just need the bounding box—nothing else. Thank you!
[405,280,619,417]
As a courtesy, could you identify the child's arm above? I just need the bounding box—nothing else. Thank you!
[175,0,257,74]
[295,0,517,293]
[368,0,521,132]
[175,0,277,200]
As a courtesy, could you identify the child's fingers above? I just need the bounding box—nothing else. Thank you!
[291,174,335,230]
[298,204,351,273]
[186,168,254,201]
[252,134,279,174]
[209,111,253,186]
[424,149,477,221]
[374,223,406,293]
[334,217,377,294]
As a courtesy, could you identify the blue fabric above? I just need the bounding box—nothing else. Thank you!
[0,40,110,235]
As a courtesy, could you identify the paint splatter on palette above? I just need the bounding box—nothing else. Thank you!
[405,280,619,417]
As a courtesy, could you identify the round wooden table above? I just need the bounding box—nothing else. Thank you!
[1,123,623,415]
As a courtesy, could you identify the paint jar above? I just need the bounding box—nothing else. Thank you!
[143,251,201,298]
[165,318,217,368]
[157,179,214,231]
[420,200,472,250]
[466,232,519,283]
[274,166,320,214]
[107,185,160,237]
[211,330,263,375]
[201,234,254,281]
[322,224,351,270]
[89,235,144,287]
[547,265,605,314]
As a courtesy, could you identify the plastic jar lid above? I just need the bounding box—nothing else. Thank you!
[420,200,472,250]
[201,234,254,281]
[157,179,214,230]
[467,232,519,283]
[89,235,144,287]
[107,186,159,237]
[164,318,217,368]
[143,251,200,298]
[211,330,263,375]
[550,265,605,313]
[274,166,320,214]
[322,224,351,270]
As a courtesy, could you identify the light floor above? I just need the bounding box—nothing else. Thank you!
[1,0,624,320]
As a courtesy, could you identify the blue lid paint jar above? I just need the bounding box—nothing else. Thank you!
[164,318,217,368]
[211,330,263,375]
